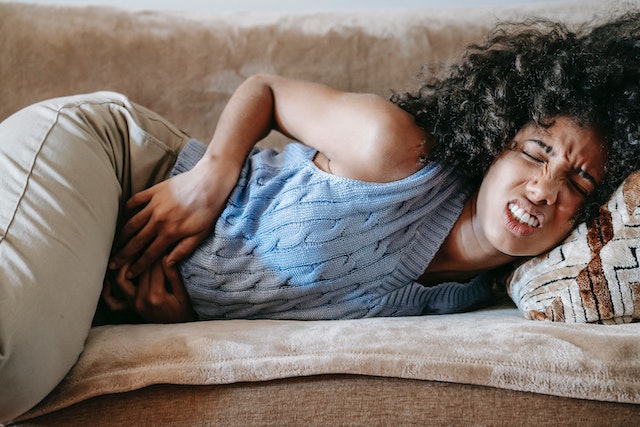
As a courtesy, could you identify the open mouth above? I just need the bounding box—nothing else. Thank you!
[508,202,540,228]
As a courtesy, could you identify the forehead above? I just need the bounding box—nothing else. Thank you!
[517,117,607,180]
[518,118,603,149]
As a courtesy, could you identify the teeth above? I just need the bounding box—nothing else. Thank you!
[509,203,540,228]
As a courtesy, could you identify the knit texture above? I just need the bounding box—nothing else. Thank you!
[173,140,489,320]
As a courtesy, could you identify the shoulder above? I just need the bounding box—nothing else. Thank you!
[330,94,432,183]
[362,95,431,182]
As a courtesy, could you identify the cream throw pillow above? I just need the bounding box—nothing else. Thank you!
[508,171,640,324]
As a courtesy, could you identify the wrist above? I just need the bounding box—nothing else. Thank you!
[192,153,242,200]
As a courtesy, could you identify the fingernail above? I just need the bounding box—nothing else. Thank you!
[108,261,117,270]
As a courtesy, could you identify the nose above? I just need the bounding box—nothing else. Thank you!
[526,173,559,205]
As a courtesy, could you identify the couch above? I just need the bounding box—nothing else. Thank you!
[1,1,639,425]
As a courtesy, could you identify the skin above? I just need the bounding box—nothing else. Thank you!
[475,118,606,257]
[102,75,606,322]
[103,258,197,323]
[423,118,607,285]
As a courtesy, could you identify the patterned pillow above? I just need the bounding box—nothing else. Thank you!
[507,171,640,324]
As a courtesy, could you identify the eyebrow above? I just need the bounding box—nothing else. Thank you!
[525,138,598,186]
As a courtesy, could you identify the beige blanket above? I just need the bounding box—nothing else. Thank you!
[21,305,640,419]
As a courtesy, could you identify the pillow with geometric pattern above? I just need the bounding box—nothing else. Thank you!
[507,170,640,324]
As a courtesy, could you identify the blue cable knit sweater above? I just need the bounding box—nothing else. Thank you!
[172,140,492,320]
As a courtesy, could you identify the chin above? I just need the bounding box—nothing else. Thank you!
[489,234,550,258]
[505,239,560,258]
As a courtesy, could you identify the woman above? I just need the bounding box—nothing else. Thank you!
[99,13,639,323]
[2,12,639,422]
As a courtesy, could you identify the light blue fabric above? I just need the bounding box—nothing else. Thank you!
[173,139,491,320]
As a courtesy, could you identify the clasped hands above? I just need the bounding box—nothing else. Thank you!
[102,258,198,323]
[102,160,233,323]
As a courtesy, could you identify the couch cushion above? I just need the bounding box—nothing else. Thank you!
[15,305,640,422]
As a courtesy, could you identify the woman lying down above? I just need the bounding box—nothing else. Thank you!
[102,13,640,323]
[3,12,640,422]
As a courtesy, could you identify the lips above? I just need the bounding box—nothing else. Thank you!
[504,201,543,237]
[508,202,540,227]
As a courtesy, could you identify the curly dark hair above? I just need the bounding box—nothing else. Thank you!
[391,11,640,222]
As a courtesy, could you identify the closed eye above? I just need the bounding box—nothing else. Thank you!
[522,150,544,163]
[568,179,589,197]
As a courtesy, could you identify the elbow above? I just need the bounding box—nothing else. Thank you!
[244,73,278,91]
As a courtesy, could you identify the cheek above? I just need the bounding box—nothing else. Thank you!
[479,159,523,203]
[538,201,578,250]
[556,191,586,222]
[485,153,525,183]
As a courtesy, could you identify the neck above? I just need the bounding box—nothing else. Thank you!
[425,192,516,280]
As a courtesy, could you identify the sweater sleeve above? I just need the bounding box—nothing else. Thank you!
[420,275,494,315]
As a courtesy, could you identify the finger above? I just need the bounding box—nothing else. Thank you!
[165,233,207,266]
[134,267,152,313]
[161,258,198,323]
[101,281,130,311]
[127,234,175,278]
[109,220,158,271]
[115,264,137,301]
[117,205,153,244]
[148,261,168,306]
[125,186,155,212]
[108,190,157,269]
[162,256,187,298]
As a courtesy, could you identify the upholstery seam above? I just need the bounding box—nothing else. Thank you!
[0,108,61,245]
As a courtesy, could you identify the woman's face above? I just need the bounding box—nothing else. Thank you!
[475,117,607,257]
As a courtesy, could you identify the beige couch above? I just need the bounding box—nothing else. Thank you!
[2,1,639,424]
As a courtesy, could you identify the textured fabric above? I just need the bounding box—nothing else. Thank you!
[508,171,640,324]
[0,92,189,424]
[17,377,640,426]
[0,1,615,149]
[172,140,480,319]
[15,305,640,422]
[3,1,638,423]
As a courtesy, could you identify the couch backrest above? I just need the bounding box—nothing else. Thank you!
[0,1,629,146]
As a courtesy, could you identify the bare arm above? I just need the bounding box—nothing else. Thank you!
[201,74,427,182]
[260,74,426,181]
[109,74,427,277]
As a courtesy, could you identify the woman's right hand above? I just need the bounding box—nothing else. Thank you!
[109,156,239,278]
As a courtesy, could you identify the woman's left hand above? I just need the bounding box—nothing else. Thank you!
[102,258,198,323]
